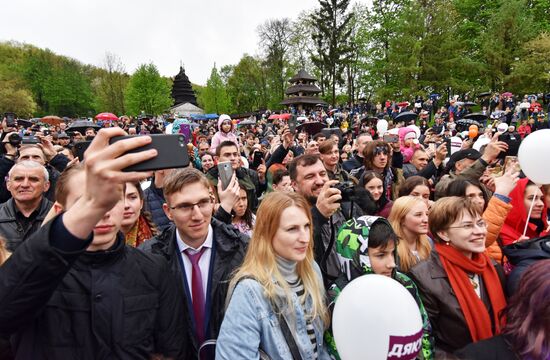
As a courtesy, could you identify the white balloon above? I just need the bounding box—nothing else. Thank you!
[326,117,334,126]
[388,127,399,135]
[377,119,388,135]
[518,129,550,184]
[332,275,423,360]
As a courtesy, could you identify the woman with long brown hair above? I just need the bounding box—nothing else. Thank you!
[121,181,158,247]
[216,192,330,359]
[388,196,432,272]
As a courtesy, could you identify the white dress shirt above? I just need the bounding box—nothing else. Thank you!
[176,225,213,301]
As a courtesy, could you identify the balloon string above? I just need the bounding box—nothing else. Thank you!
[522,193,537,238]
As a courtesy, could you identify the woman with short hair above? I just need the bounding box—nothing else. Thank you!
[409,197,507,354]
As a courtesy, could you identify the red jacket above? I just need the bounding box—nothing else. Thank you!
[500,178,548,246]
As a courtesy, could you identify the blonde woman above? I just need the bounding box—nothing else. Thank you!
[216,192,330,359]
[388,196,432,272]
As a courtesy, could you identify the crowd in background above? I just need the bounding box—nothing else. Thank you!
[0,93,549,360]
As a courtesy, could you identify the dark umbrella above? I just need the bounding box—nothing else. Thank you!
[463,113,488,122]
[463,101,477,107]
[67,119,101,135]
[394,111,418,123]
[296,121,324,135]
[477,91,491,98]
[456,118,483,132]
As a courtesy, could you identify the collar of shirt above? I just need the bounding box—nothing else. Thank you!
[175,224,213,254]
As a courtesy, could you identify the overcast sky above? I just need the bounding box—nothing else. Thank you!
[2,0,362,86]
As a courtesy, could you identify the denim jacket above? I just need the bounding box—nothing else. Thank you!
[216,277,331,360]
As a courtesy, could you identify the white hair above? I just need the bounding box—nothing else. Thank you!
[8,161,49,183]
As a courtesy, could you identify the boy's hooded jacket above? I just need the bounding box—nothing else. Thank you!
[325,216,434,360]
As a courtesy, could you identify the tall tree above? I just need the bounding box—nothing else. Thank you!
[257,18,293,107]
[311,0,355,105]
[124,63,173,116]
[198,64,232,114]
[94,52,128,115]
[226,55,268,113]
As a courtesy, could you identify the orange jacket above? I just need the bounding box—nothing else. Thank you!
[483,196,513,263]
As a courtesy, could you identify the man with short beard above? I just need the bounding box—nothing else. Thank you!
[289,154,362,286]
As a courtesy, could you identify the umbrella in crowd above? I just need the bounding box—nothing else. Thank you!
[456,118,482,132]
[463,113,488,122]
[268,113,292,121]
[463,101,477,107]
[477,91,491,98]
[502,92,513,97]
[66,119,101,135]
[41,115,62,126]
[95,112,118,121]
[296,121,324,135]
[238,119,256,126]
[394,111,418,123]
[397,101,410,108]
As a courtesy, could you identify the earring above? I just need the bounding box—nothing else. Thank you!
[445,241,450,246]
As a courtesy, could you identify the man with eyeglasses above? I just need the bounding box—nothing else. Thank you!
[140,168,247,360]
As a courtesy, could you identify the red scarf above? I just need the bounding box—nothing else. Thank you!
[435,243,507,342]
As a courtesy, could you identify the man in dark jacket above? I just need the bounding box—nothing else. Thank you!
[140,168,248,360]
[0,161,52,252]
[0,128,185,359]
[206,140,266,210]
[342,132,372,172]
[143,168,174,231]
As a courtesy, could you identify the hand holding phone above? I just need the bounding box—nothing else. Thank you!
[218,161,234,191]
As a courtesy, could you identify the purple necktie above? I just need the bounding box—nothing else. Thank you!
[185,247,206,345]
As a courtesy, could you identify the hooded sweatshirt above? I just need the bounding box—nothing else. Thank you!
[209,115,239,153]
[500,178,548,246]
[325,216,434,360]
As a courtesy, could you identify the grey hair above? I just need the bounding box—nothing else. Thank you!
[8,161,49,182]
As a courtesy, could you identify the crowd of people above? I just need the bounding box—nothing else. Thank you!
[0,96,549,360]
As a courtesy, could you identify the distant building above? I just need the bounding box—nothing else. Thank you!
[171,66,198,106]
[280,69,327,111]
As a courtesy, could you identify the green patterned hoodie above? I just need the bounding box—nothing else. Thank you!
[325,215,434,360]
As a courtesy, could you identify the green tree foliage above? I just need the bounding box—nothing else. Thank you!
[124,63,173,116]
[311,0,354,105]
[226,55,269,113]
[257,18,294,109]
[198,65,232,114]
[93,52,128,115]
[507,32,550,93]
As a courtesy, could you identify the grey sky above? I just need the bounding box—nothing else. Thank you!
[2,0,334,85]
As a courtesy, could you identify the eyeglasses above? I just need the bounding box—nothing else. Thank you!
[169,198,213,216]
[374,146,389,155]
[448,220,487,231]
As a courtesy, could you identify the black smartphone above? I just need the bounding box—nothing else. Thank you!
[21,136,39,144]
[288,115,297,135]
[252,151,263,169]
[109,134,190,172]
[43,130,51,136]
[218,161,233,190]
[74,141,91,161]
[4,112,16,127]
[444,138,451,154]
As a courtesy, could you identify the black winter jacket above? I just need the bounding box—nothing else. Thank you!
[0,197,52,252]
[139,218,248,360]
[0,217,185,359]
[143,181,172,231]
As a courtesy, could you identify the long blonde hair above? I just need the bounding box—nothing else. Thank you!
[388,196,432,272]
[227,192,329,325]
